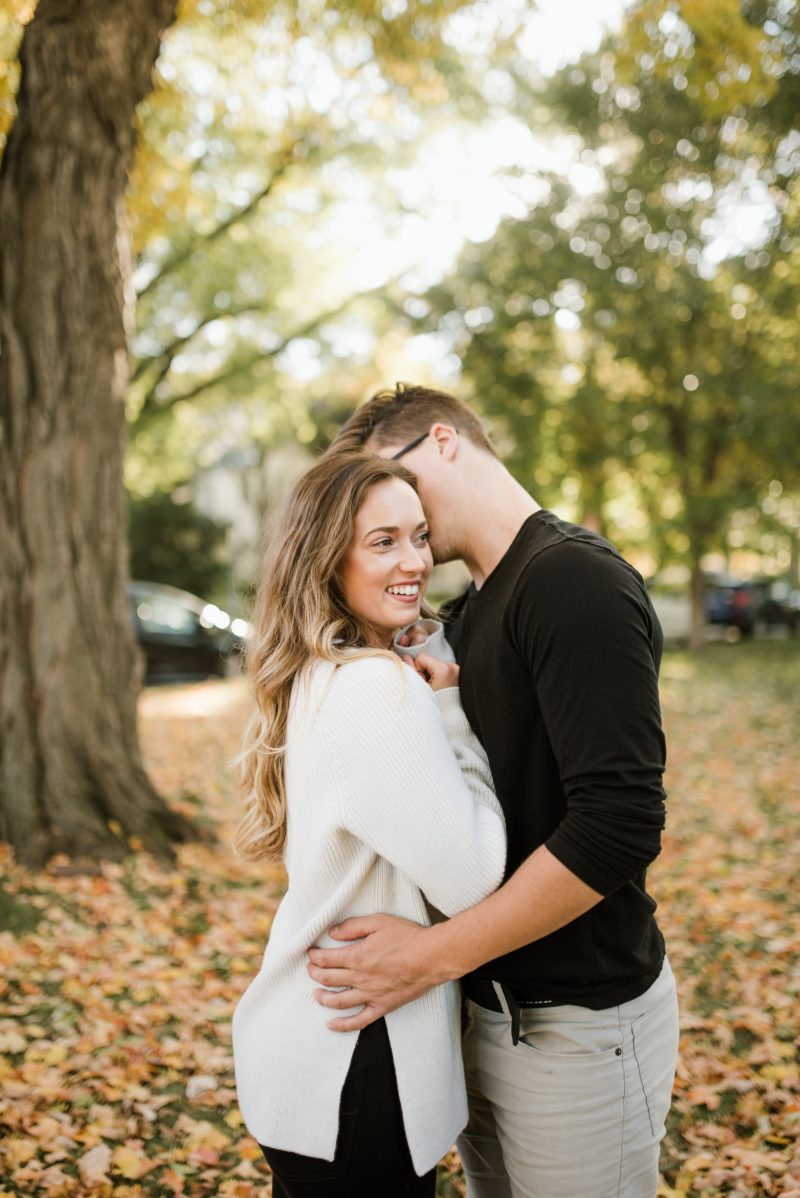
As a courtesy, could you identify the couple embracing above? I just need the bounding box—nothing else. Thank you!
[231,384,680,1197]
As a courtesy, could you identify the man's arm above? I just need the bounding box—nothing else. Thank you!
[308,844,602,1031]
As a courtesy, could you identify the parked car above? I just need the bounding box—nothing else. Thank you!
[128,580,251,683]
[755,577,799,635]
[648,571,798,645]
[703,575,799,639]
[703,576,762,638]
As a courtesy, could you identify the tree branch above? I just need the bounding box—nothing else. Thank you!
[131,304,265,385]
[130,279,401,433]
[133,354,263,429]
[135,142,297,300]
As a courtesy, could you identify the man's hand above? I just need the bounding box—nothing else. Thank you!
[307,914,441,1032]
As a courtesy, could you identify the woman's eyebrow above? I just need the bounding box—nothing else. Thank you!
[364,521,428,538]
[365,525,399,537]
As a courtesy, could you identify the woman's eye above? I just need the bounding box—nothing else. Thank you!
[417,531,431,543]
[374,538,393,548]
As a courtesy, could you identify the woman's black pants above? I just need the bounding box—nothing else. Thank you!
[260,1018,437,1197]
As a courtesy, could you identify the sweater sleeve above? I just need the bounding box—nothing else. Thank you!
[319,656,506,917]
[510,543,667,895]
[392,619,456,664]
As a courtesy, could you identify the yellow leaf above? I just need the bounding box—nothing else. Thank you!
[131,986,157,1003]
[229,956,253,973]
[61,978,84,1001]
[760,1063,798,1084]
[0,1029,27,1053]
[224,1108,244,1129]
[181,1119,230,1153]
[112,1144,153,1179]
[684,1154,715,1170]
[43,1042,68,1065]
[3,1136,38,1166]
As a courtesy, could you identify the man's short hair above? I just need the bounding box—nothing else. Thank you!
[328,382,497,458]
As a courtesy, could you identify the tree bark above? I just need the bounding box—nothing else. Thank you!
[0,0,196,867]
[688,560,706,653]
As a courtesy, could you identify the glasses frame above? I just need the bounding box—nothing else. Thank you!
[390,431,430,461]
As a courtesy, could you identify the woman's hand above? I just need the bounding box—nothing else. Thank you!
[396,623,430,649]
[404,651,459,692]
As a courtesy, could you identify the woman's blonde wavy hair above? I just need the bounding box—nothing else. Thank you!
[233,452,424,864]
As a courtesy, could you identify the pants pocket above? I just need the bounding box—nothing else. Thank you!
[630,987,680,1138]
[517,1006,622,1058]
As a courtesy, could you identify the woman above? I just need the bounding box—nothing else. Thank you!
[231,453,505,1196]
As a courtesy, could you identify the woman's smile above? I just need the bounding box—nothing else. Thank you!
[386,582,422,602]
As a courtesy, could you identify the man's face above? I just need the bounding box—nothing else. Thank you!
[369,430,458,564]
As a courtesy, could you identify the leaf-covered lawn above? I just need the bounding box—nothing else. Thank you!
[1,642,798,1196]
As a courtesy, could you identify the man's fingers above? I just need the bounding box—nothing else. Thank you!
[329,916,381,940]
[307,946,354,968]
[327,1005,384,1033]
[307,963,352,987]
[314,986,369,1009]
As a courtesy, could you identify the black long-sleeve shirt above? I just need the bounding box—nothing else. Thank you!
[444,510,667,1009]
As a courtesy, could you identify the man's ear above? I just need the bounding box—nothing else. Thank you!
[429,423,459,461]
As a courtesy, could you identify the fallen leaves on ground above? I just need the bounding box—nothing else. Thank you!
[0,642,798,1197]
[0,677,280,1197]
[653,642,799,1198]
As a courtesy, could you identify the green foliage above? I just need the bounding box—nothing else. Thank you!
[0,0,32,151]
[128,491,231,599]
[123,0,498,492]
[3,0,496,484]
[423,0,800,568]
[9,0,796,577]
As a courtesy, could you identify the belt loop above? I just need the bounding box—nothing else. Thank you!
[492,982,522,1045]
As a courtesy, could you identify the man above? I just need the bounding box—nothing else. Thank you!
[308,383,679,1196]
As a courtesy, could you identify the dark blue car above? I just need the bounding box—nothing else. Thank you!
[128,580,251,683]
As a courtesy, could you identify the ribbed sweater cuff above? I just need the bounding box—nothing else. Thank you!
[434,687,471,735]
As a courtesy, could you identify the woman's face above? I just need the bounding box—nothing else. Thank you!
[338,478,433,647]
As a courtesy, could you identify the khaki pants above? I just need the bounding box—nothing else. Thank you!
[457,958,679,1198]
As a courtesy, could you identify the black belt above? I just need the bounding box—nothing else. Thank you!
[462,976,557,1044]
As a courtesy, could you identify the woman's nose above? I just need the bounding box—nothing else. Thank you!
[399,543,429,572]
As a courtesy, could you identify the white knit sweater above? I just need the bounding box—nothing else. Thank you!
[232,653,505,1176]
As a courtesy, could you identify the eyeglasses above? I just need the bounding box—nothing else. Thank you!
[390,431,429,461]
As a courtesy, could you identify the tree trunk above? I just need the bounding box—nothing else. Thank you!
[0,0,196,868]
[689,561,706,653]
